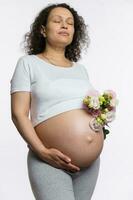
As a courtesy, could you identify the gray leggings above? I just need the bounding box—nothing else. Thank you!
[27,149,100,200]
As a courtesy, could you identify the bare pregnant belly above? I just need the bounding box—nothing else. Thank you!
[34,109,104,169]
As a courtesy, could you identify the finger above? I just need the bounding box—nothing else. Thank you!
[68,163,80,171]
[58,153,71,163]
[57,159,77,171]
[59,155,80,171]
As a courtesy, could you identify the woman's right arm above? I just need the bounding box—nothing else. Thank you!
[11,91,80,172]
[11,91,49,159]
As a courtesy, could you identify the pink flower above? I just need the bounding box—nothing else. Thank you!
[86,89,100,97]
[110,98,118,107]
[82,103,88,109]
[103,90,116,98]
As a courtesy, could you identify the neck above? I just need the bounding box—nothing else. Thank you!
[42,43,67,61]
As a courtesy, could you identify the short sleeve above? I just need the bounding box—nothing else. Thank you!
[82,65,90,80]
[81,65,96,90]
[10,57,31,94]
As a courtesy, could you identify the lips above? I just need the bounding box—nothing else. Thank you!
[58,31,69,36]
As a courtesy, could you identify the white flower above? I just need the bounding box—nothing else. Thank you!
[89,118,102,132]
[105,111,115,123]
[90,97,100,109]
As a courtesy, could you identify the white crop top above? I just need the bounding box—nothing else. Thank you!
[10,55,95,127]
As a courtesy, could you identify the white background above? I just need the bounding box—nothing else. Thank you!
[0,0,132,199]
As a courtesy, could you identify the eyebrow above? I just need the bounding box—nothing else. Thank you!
[51,15,73,20]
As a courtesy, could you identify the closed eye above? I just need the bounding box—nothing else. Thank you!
[53,20,74,25]
[54,20,60,23]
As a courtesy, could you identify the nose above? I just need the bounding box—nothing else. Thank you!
[60,20,68,29]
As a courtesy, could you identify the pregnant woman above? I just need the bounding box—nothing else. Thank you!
[10,3,104,200]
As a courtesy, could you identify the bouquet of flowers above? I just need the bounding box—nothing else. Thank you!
[82,89,119,139]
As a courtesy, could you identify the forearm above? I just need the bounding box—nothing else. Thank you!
[12,115,48,156]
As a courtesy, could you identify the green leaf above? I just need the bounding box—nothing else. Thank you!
[102,127,110,139]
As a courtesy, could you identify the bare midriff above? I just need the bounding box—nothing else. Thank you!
[34,109,104,169]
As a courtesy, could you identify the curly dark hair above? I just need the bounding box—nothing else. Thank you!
[22,3,90,62]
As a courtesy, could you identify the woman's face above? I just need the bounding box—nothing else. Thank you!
[42,7,75,47]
